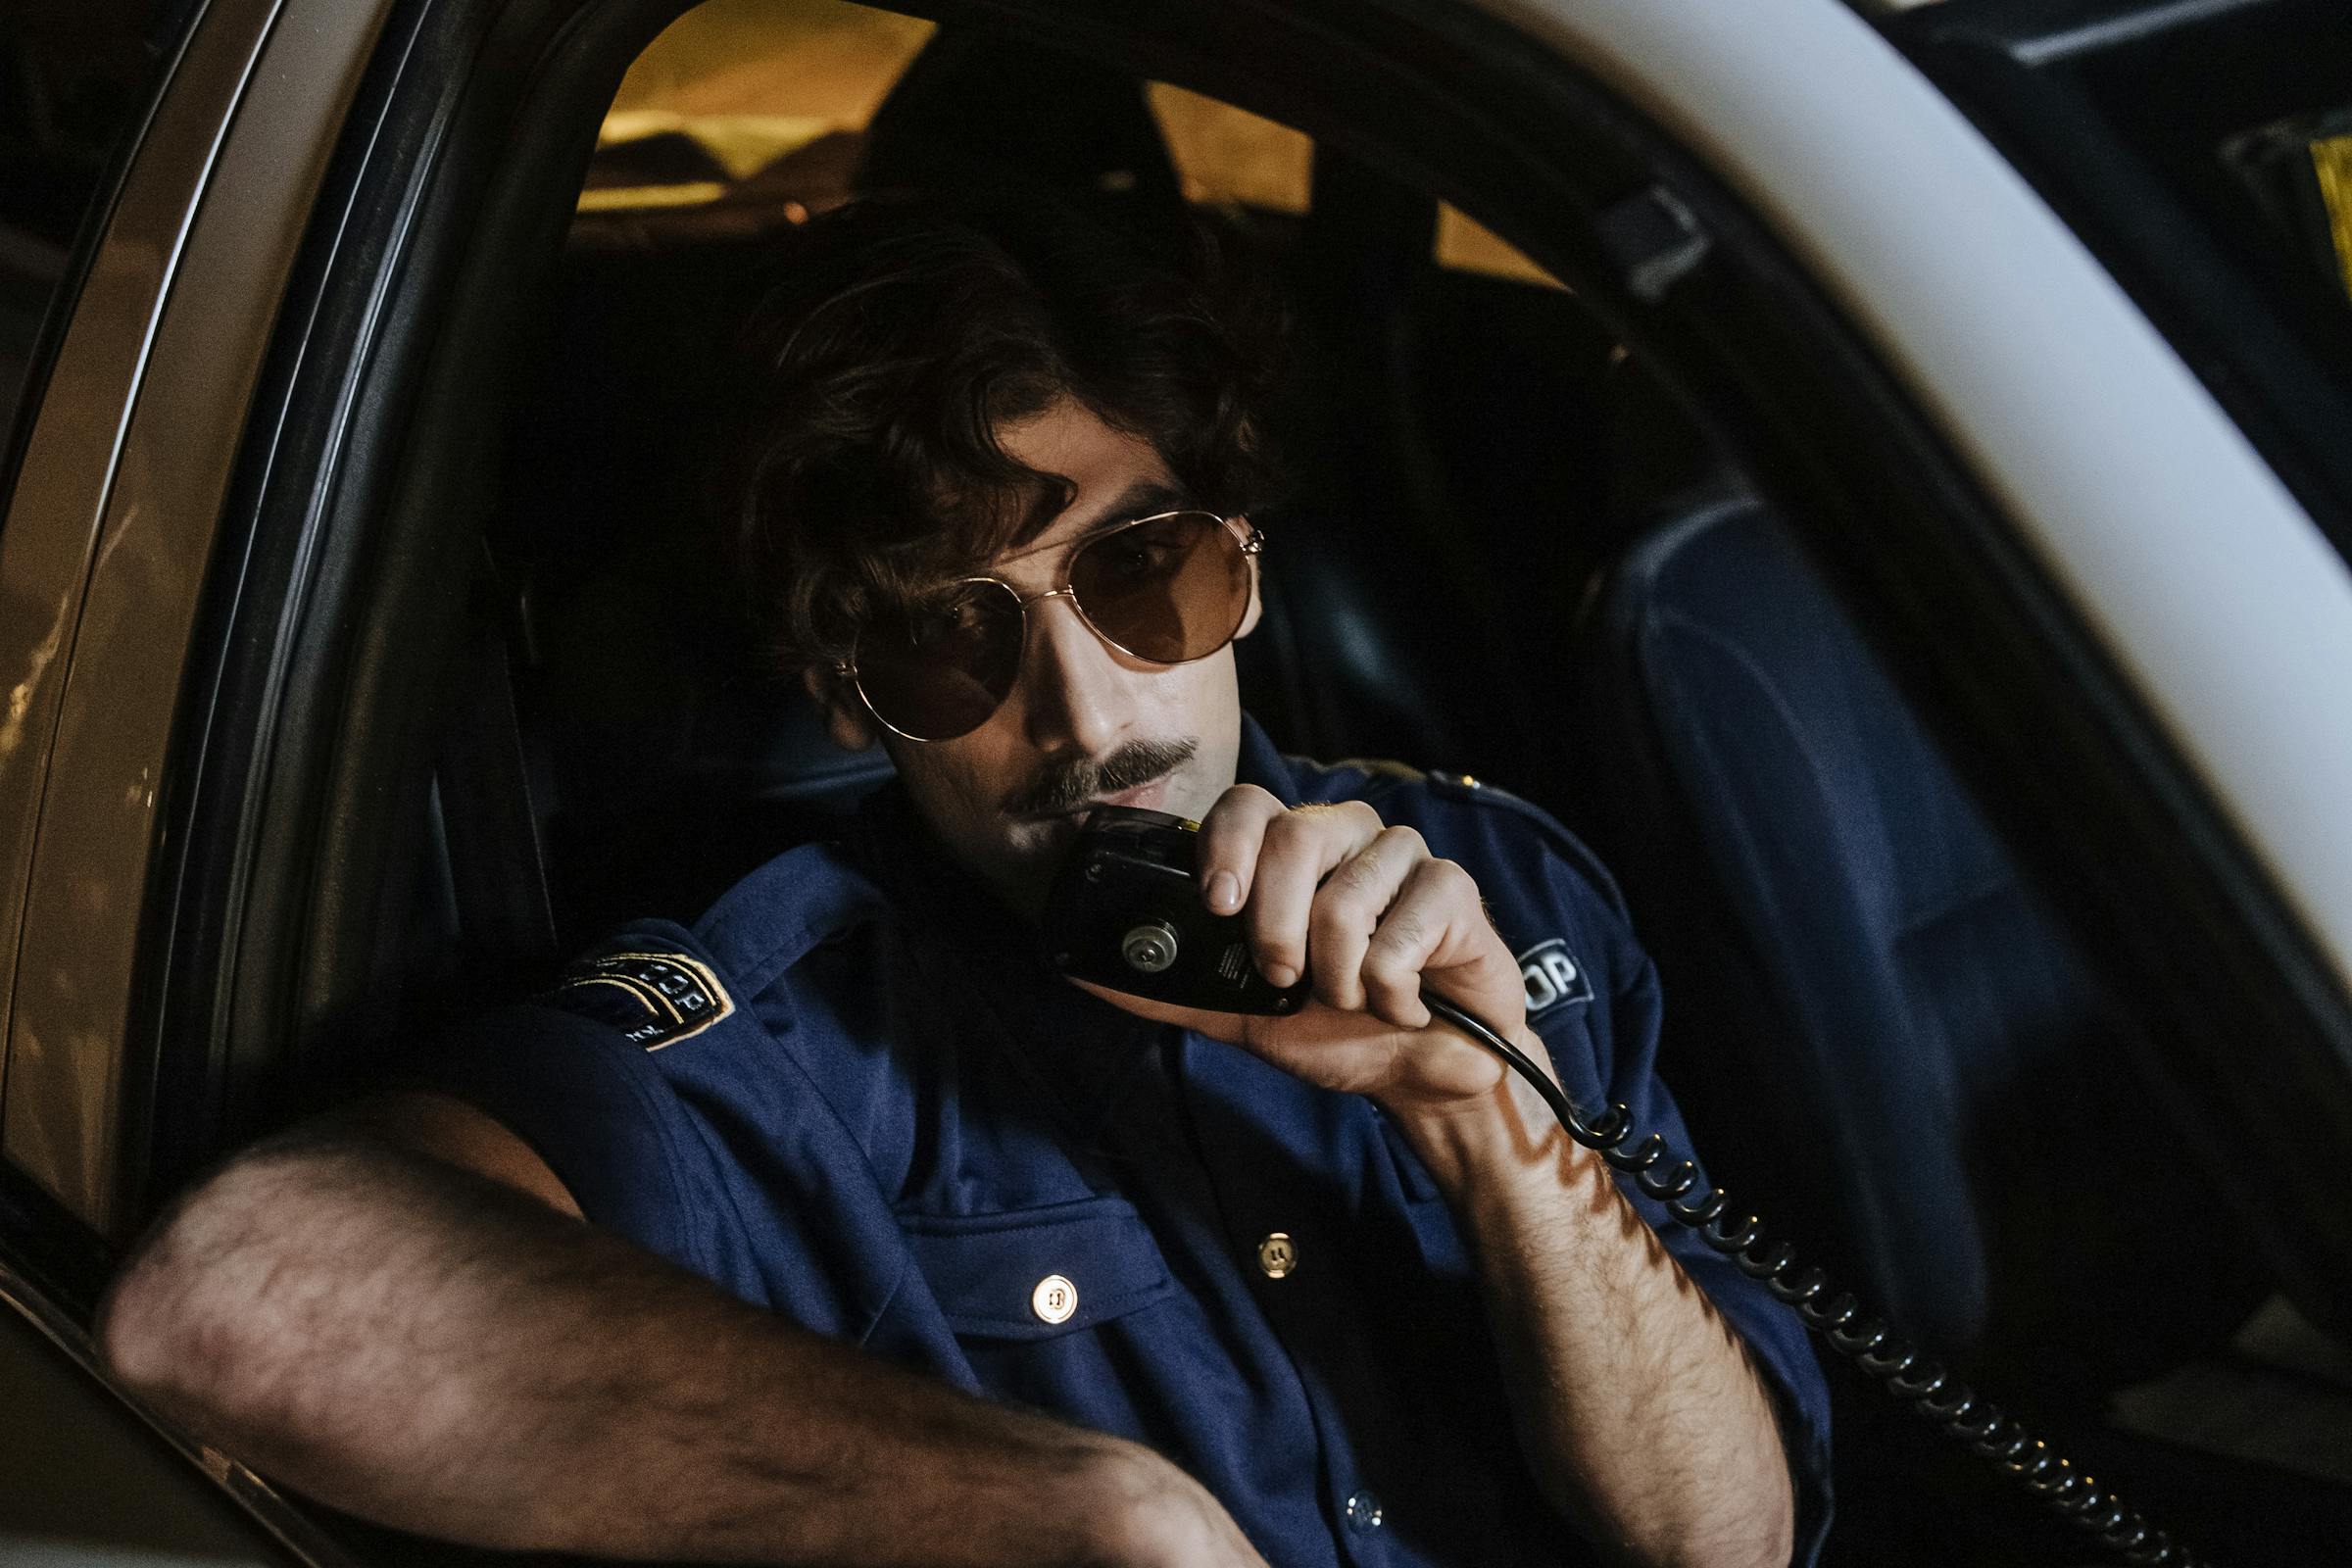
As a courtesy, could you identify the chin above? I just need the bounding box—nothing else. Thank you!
[985,819,1078,913]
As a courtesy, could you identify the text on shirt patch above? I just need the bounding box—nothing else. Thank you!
[1517,938,1592,1016]
[545,951,733,1050]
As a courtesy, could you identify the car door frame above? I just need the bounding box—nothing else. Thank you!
[169,0,2352,1308]
[2,0,2349,1556]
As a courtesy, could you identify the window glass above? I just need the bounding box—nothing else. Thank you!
[2221,111,2352,318]
[0,4,183,503]
[2313,131,2352,304]
[1435,202,1564,289]
[1144,82,1311,215]
[581,0,934,221]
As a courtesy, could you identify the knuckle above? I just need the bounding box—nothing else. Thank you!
[1308,897,1365,947]
[1261,810,1312,850]
[1424,858,1476,897]
[1203,785,1276,831]
[1371,905,1430,956]
[1214,783,1277,811]
[1326,853,1383,899]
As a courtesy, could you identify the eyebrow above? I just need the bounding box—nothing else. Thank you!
[1003,479,1199,565]
[1076,479,1198,538]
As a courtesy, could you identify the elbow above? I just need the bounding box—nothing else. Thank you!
[96,1157,300,1433]
[95,1253,176,1397]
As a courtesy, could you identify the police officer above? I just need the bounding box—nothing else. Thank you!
[101,195,1829,1568]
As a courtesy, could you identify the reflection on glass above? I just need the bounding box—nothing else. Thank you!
[1436,203,1565,290]
[2314,135,2352,305]
[1145,83,1312,216]
[583,0,935,215]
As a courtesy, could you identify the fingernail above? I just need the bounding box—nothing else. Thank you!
[1206,870,1240,911]
[1263,962,1298,988]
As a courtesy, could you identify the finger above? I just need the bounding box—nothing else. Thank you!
[1247,802,1384,989]
[1306,824,1428,1013]
[1195,785,1286,914]
[1067,976,1245,1044]
[1361,858,1487,1029]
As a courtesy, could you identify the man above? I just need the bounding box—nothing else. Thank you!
[100,195,1830,1567]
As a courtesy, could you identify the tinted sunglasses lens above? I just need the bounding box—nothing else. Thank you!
[1070,513,1250,664]
[853,580,1025,741]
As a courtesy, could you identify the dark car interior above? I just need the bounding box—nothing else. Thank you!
[24,0,2329,1565]
[290,8,2352,1564]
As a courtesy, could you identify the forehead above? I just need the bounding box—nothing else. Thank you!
[985,477,1198,572]
[982,401,1192,568]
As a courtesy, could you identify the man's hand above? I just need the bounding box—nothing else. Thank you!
[1080,787,1799,1568]
[1076,786,1545,1116]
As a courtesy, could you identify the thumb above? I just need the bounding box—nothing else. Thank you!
[1067,977,1252,1045]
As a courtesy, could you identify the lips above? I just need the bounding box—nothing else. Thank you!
[1095,778,1166,812]
[1019,777,1165,822]
[1004,736,1199,818]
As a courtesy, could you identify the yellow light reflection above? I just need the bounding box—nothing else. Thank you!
[610,0,933,126]
[1146,82,1313,215]
[1436,203,1566,290]
[583,0,935,212]
[577,181,732,213]
[2313,135,2352,304]
[598,111,833,181]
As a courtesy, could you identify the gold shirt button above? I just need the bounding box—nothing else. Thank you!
[1031,1274,1078,1324]
[1256,1233,1298,1278]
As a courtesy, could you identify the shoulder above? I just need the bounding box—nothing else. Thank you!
[1281,753,1628,920]
[524,838,895,1053]
[690,838,897,993]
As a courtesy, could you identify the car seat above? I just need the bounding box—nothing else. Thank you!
[1565,369,2265,1390]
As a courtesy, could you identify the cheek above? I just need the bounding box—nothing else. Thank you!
[1168,648,1241,728]
[887,739,999,826]
[1161,651,1244,769]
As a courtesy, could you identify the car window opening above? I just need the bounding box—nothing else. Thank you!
[28,1,2345,1563]
[419,7,2329,1566]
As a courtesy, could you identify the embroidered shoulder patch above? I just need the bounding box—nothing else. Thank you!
[1517,938,1593,1017]
[545,951,733,1051]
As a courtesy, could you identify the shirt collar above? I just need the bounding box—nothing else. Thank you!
[1234,710,1303,808]
[843,713,1300,1144]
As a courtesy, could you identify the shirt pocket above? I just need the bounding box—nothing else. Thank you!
[900,1194,1176,1341]
[1376,1129,1472,1281]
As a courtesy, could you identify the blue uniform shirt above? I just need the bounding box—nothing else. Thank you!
[413,716,1833,1564]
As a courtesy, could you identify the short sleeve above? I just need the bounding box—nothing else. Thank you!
[384,919,916,1342]
[391,979,726,1281]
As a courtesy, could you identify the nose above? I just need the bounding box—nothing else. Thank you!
[1017,591,1131,755]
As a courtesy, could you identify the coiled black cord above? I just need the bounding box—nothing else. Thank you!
[1420,991,2212,1568]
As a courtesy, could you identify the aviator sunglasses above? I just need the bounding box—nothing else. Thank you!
[838,510,1264,742]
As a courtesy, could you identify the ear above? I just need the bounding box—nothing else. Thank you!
[804,665,880,751]
[1235,517,1263,640]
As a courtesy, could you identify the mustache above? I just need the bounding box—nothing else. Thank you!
[1004,737,1199,816]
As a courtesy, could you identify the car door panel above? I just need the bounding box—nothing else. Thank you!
[1,1257,341,1568]
[0,0,396,1236]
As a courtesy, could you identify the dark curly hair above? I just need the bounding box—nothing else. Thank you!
[718,191,1289,680]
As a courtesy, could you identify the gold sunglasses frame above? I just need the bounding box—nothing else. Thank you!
[836,511,1265,743]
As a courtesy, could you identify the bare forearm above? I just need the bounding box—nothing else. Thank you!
[99,1134,1232,1568]
[1387,1060,1794,1568]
